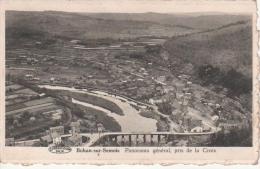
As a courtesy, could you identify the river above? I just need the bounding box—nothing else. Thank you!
[39,85,157,133]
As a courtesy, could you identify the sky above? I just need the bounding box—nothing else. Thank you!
[0,0,256,14]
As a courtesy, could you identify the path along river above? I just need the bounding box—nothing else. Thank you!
[39,85,157,133]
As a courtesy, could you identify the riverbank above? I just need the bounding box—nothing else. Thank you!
[58,90,124,116]
[39,85,158,133]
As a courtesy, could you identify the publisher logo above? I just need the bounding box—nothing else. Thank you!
[48,145,72,154]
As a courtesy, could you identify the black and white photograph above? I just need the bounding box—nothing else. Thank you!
[4,10,253,148]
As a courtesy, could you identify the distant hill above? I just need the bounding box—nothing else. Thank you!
[164,19,252,77]
[86,12,250,30]
[5,11,195,43]
[6,11,251,44]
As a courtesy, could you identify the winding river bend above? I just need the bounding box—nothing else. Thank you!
[39,85,157,133]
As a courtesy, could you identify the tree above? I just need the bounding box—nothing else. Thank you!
[211,127,252,146]
[145,44,162,54]
[21,111,31,121]
[157,101,173,115]
[6,116,14,125]
[222,69,251,96]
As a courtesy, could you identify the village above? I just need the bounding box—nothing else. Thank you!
[5,35,251,147]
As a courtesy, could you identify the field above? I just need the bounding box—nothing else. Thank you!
[13,88,38,95]
[23,97,55,106]
[6,96,57,116]
[6,84,23,91]
[5,82,71,139]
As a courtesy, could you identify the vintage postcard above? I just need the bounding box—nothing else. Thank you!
[0,0,259,165]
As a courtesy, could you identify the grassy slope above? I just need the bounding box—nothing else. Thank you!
[51,90,124,115]
[164,20,252,77]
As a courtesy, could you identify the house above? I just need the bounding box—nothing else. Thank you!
[187,81,192,85]
[51,111,62,120]
[181,115,203,132]
[52,132,62,145]
[25,74,34,80]
[182,87,191,94]
[70,40,80,44]
[29,116,36,121]
[50,126,64,138]
[38,93,46,97]
[33,77,40,81]
[46,126,65,145]
[97,123,105,133]
[211,115,219,122]
[191,126,203,133]
[40,135,52,144]
[202,125,211,132]
[50,77,56,83]
[149,98,163,104]
[163,85,175,93]
[140,67,146,72]
[35,41,42,45]
[70,121,81,135]
[155,76,166,85]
